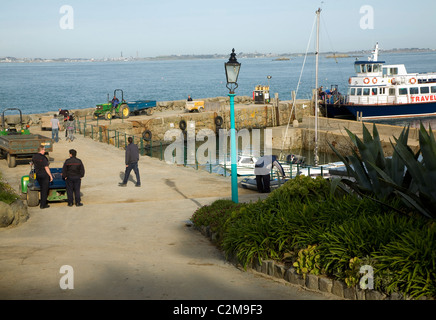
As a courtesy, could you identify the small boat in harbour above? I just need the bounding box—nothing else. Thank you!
[321,43,436,120]
[219,154,302,177]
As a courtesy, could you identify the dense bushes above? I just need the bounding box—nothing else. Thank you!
[191,175,435,299]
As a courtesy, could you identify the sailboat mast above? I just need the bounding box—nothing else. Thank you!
[314,7,321,166]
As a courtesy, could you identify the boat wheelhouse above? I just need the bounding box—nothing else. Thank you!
[322,43,436,120]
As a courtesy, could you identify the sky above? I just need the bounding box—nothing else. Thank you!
[1,0,435,59]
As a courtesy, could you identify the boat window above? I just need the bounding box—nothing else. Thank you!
[379,88,386,95]
[372,88,378,95]
[350,88,356,95]
[389,88,396,96]
[410,87,419,95]
[355,65,361,73]
[383,68,388,76]
[399,88,408,95]
[431,86,436,93]
[367,65,373,73]
[388,68,398,75]
[357,88,362,95]
[373,64,381,73]
[421,87,430,94]
[363,88,370,96]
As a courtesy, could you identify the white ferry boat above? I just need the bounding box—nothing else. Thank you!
[322,43,436,120]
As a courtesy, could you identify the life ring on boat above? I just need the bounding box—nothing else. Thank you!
[372,78,378,84]
[215,116,223,127]
[391,78,396,85]
[409,77,417,84]
[363,78,370,84]
[142,130,152,141]
[179,119,187,131]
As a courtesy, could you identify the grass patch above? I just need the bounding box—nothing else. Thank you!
[0,173,19,204]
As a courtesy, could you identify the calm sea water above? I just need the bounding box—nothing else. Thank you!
[2,51,436,120]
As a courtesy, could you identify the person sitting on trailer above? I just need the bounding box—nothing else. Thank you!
[254,155,285,193]
[187,95,193,101]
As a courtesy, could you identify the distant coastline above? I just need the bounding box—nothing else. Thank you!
[1,48,435,63]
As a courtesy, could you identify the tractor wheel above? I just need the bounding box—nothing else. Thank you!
[119,105,130,119]
[105,112,112,120]
[27,190,40,207]
[7,153,16,168]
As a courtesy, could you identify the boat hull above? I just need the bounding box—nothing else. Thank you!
[324,101,436,120]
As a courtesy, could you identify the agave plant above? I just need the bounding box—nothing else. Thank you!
[329,123,411,200]
[330,122,436,219]
[374,123,436,219]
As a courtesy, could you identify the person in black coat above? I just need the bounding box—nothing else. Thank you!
[119,136,141,187]
[62,149,85,207]
[31,145,54,209]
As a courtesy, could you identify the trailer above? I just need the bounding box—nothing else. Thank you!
[128,100,157,116]
[0,108,53,168]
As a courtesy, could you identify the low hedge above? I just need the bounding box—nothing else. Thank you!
[191,175,435,299]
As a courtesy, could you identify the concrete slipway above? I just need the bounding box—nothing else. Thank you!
[0,126,339,301]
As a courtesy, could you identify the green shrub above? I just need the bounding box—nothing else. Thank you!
[191,199,243,243]
[373,223,436,298]
[192,175,435,298]
[0,179,18,204]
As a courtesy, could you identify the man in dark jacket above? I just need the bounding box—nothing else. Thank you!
[62,149,85,207]
[119,136,141,187]
[254,155,285,193]
[32,145,54,209]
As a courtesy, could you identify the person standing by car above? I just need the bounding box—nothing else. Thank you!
[119,137,141,187]
[62,149,85,207]
[31,145,53,209]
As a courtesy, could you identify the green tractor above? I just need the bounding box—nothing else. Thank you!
[93,89,130,120]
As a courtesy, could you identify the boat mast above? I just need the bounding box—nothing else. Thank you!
[314,7,321,167]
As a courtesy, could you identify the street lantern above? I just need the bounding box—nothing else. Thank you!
[225,48,241,93]
[224,48,241,203]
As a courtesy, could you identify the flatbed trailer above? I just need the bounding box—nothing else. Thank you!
[128,100,157,115]
[0,108,53,167]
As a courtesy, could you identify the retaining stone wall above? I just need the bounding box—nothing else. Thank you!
[195,225,432,300]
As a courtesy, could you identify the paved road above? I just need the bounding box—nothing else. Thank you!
[0,127,339,300]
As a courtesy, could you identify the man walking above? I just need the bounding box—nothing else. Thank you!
[119,136,141,187]
[51,114,60,143]
[31,145,53,209]
[62,149,85,207]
